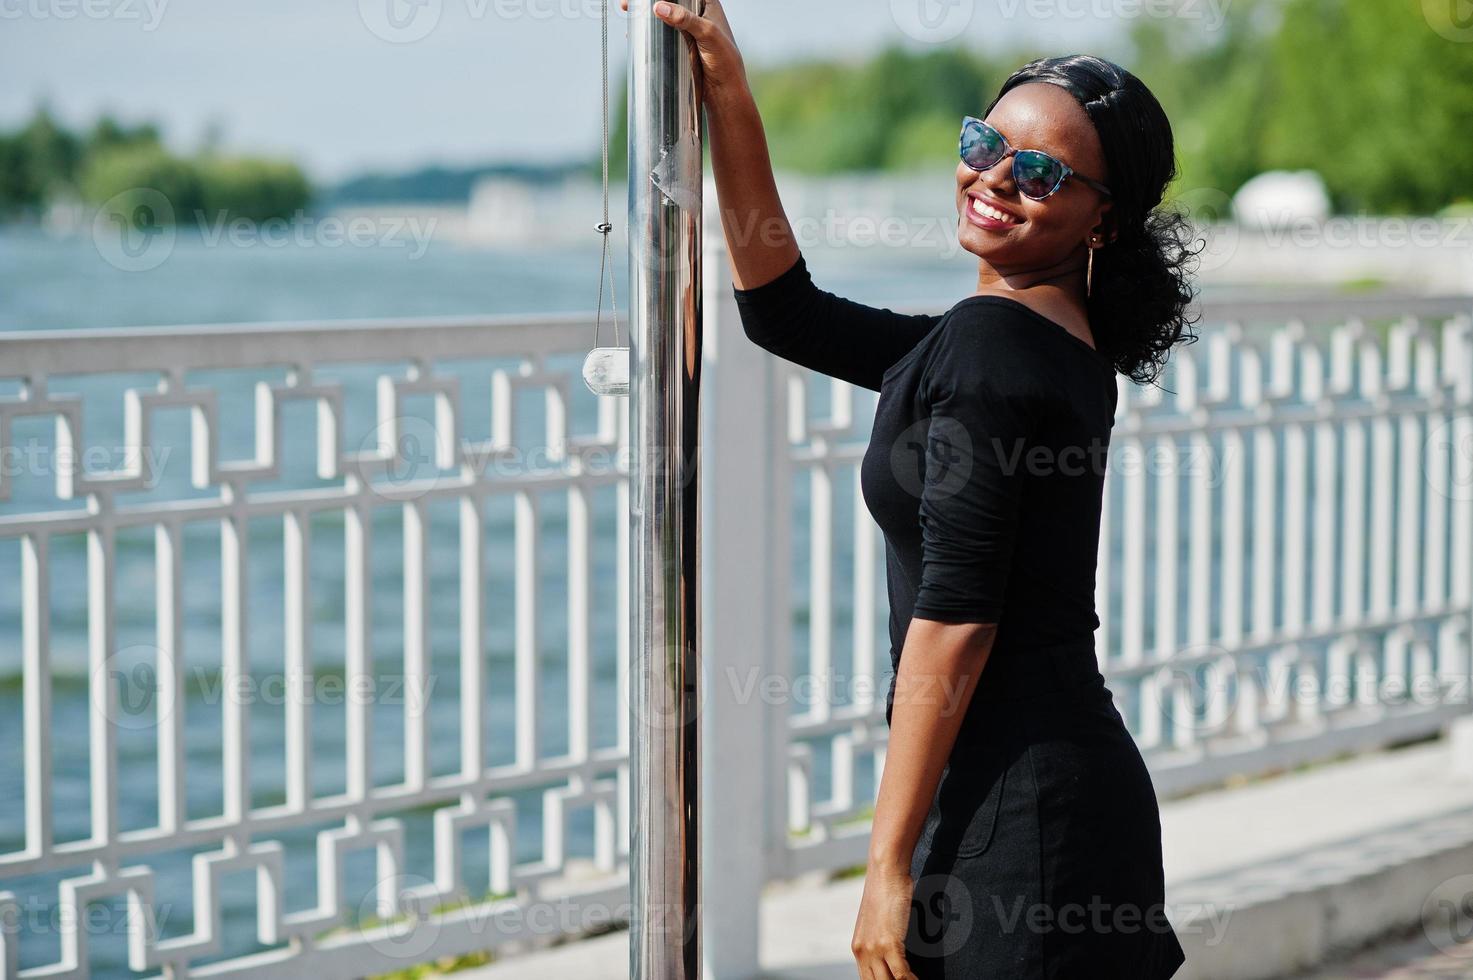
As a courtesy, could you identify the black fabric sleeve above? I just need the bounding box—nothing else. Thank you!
[731,253,943,392]
[910,323,1039,625]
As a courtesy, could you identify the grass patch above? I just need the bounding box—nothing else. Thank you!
[369,950,495,979]
[1336,276,1388,293]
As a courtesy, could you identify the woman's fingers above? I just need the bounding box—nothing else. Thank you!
[652,1,707,33]
[855,943,912,980]
[622,0,726,23]
[855,953,901,980]
[881,947,916,980]
[632,0,746,107]
[654,0,735,40]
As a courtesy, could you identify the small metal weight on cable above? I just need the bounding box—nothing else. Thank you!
[582,222,629,396]
[581,0,630,397]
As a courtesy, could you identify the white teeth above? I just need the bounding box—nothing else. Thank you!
[971,197,1019,223]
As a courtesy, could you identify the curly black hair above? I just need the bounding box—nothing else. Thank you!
[984,54,1202,386]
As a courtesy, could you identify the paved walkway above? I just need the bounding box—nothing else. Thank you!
[455,731,1473,980]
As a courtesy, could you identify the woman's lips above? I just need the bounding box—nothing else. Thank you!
[963,193,1023,231]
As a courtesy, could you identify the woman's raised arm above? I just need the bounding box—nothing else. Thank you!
[628,0,795,288]
[634,1,942,389]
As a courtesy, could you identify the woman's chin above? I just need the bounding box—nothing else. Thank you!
[956,223,1016,262]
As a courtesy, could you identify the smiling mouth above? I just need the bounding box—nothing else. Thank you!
[968,195,1023,224]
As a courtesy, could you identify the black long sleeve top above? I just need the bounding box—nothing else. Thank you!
[732,253,1119,727]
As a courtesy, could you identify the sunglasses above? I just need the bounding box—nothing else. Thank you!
[959,115,1112,202]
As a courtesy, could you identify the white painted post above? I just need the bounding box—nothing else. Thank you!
[700,214,774,980]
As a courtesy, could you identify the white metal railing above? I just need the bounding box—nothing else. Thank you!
[0,257,1470,978]
[0,314,631,978]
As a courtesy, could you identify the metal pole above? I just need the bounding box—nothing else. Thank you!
[627,1,703,978]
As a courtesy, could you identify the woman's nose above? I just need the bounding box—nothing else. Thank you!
[978,157,1017,197]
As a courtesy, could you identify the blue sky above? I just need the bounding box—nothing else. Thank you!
[2,0,1128,181]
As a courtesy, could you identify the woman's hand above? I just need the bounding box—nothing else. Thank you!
[851,862,920,979]
[615,0,795,289]
[618,0,750,109]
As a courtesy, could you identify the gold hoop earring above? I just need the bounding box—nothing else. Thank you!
[1086,241,1096,298]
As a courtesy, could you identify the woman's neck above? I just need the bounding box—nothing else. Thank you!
[974,251,1088,299]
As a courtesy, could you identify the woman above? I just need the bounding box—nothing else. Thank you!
[638,2,1198,977]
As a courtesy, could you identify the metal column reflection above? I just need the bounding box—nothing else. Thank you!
[627,1,703,977]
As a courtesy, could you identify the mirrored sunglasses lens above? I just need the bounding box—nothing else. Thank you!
[1014,150,1063,199]
[960,120,1004,170]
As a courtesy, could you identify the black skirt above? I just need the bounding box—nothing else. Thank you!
[903,639,1186,979]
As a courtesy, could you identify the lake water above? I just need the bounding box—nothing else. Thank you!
[0,224,994,332]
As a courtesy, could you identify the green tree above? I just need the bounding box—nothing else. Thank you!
[0,135,33,215]
[10,106,84,207]
[79,143,311,226]
[79,144,205,225]
[86,116,163,156]
[1265,0,1473,213]
[1126,0,1283,206]
[1127,0,1473,214]
[196,156,312,223]
[1,107,315,222]
[750,44,1007,174]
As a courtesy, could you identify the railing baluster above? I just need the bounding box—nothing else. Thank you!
[460,494,486,784]
[515,489,540,770]
[1339,326,1368,627]
[1251,413,1278,644]
[1311,413,1339,629]
[809,460,833,723]
[156,521,186,832]
[344,501,372,803]
[1220,424,1246,647]
[1392,319,1424,618]
[22,533,52,858]
[1418,324,1448,612]
[1121,434,1147,666]
[568,483,592,764]
[403,499,431,791]
[87,522,121,857]
[220,505,251,835]
[1450,316,1473,618]
[1187,437,1213,647]
[1369,410,1396,621]
[1154,434,1180,661]
[284,510,312,811]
